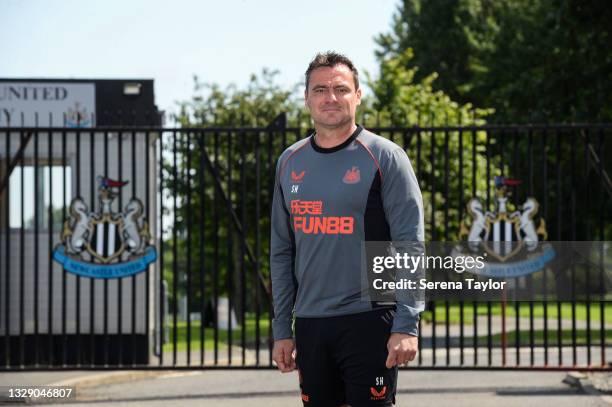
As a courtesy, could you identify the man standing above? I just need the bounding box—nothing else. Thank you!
[271,51,425,406]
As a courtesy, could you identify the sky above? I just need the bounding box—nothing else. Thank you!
[1,0,400,118]
[1,0,400,227]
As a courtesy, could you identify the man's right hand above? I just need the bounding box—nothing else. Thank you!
[272,338,296,373]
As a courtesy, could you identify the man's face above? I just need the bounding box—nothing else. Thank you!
[305,64,361,129]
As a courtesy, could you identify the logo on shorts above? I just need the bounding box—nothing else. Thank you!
[370,385,387,400]
[301,393,309,402]
[343,166,360,184]
[291,170,305,183]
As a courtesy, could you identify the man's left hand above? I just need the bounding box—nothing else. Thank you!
[385,333,418,368]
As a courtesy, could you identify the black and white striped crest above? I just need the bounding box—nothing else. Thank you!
[90,219,123,261]
[484,217,522,260]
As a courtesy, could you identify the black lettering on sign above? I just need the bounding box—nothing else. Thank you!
[1,108,12,124]
[56,87,68,100]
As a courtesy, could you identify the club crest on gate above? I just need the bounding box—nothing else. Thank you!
[454,176,554,278]
[52,176,157,279]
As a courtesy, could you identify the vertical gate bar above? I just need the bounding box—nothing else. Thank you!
[213,131,220,365]
[4,130,10,366]
[416,124,423,366]
[117,130,124,366]
[502,129,523,366]
[584,128,591,366]
[186,131,193,366]
[415,127,422,367]
[571,128,592,365]
[517,221,523,362]
[559,129,568,366]
[535,131,546,366]
[520,129,533,366]
[544,130,556,366]
[430,126,436,366]
[527,129,533,196]
[443,128,450,366]
[500,128,506,368]
[553,130,564,367]
[19,130,25,366]
[472,129,478,367]
[172,130,178,366]
[512,129,519,367]
[416,128,424,376]
[255,131,261,366]
[145,130,151,367]
[34,127,40,366]
[75,128,81,366]
[572,129,591,366]
[570,129,576,366]
[458,127,464,366]
[487,129,494,367]
[267,129,274,366]
[512,129,519,199]
[578,128,588,366]
[486,128,492,367]
[240,130,247,365]
[48,129,54,365]
[61,129,67,366]
[227,131,234,365]
[487,299,492,366]
[103,130,109,366]
[485,131,490,210]
[527,276,535,366]
[89,131,95,365]
[198,130,206,366]
[597,129,605,366]
[158,131,165,366]
[130,130,137,365]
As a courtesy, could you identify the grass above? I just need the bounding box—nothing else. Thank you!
[420,302,612,325]
[478,329,612,347]
[163,314,271,352]
[162,305,611,352]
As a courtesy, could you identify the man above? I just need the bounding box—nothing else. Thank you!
[270,51,425,406]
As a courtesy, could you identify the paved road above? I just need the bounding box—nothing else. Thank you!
[2,369,610,406]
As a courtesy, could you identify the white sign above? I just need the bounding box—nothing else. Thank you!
[0,82,96,127]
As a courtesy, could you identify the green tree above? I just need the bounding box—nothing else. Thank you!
[362,49,495,241]
[375,0,612,123]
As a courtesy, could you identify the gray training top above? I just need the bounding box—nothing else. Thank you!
[270,125,425,340]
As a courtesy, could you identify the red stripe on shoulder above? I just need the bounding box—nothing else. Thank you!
[279,139,310,179]
[355,138,383,183]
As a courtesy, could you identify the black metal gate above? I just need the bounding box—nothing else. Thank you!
[0,120,610,370]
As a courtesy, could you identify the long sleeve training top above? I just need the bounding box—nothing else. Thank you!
[270,125,425,340]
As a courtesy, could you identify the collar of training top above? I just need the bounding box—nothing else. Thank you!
[310,125,363,154]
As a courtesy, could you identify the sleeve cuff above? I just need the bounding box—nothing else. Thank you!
[272,319,294,340]
[391,307,421,336]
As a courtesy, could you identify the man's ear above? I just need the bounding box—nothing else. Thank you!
[356,87,362,105]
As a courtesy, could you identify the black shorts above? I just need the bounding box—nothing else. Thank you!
[295,307,398,407]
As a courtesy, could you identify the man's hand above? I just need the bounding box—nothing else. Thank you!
[385,333,418,368]
[272,338,296,372]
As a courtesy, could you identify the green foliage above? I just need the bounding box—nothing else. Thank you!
[362,49,496,240]
[175,69,301,127]
[362,49,492,126]
[375,0,612,123]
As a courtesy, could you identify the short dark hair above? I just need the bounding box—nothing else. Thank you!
[305,51,359,91]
